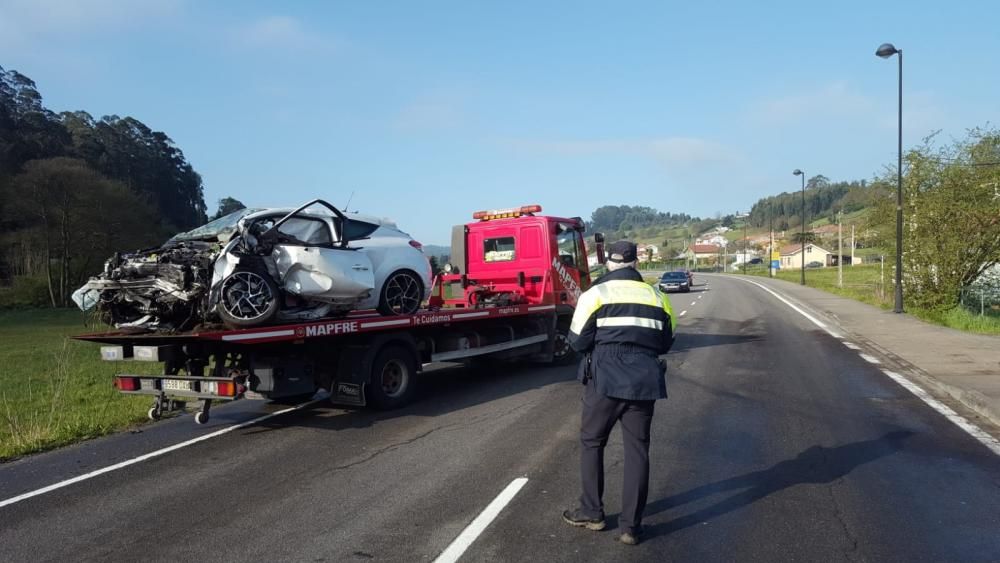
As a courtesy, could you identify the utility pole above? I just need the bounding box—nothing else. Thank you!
[769,205,775,278]
[851,224,855,267]
[838,211,843,288]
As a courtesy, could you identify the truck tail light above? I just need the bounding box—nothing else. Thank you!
[409,240,423,251]
[217,381,236,397]
[115,376,140,391]
[200,380,237,397]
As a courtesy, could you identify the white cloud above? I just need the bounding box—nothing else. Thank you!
[230,16,333,52]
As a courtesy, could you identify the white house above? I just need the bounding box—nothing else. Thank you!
[780,243,832,268]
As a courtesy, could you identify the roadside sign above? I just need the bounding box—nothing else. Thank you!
[771,251,780,261]
[771,260,780,270]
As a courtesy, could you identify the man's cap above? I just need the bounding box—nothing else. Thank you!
[607,240,637,263]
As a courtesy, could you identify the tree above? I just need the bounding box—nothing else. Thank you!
[790,231,818,244]
[3,158,163,307]
[871,128,1000,311]
[213,197,246,219]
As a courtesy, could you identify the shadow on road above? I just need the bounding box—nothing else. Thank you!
[670,332,763,353]
[638,430,913,539]
[240,360,577,435]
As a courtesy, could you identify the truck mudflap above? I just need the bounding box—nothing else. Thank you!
[331,381,365,407]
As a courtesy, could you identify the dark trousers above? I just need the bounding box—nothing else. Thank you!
[579,378,655,533]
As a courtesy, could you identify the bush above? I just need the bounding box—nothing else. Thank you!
[0,275,51,309]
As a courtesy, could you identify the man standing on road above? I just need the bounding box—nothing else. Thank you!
[561,240,676,546]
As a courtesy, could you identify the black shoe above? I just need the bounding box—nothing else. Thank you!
[562,508,606,531]
[618,526,643,546]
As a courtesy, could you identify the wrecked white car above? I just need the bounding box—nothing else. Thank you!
[73,200,432,330]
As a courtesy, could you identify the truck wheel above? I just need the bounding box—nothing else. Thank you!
[217,269,280,328]
[367,345,418,409]
[377,270,423,316]
[551,320,577,366]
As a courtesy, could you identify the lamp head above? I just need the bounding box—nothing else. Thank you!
[793,169,803,176]
[876,43,899,58]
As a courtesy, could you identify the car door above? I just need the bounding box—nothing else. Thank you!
[271,215,375,305]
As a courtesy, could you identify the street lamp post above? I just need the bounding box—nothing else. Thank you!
[793,169,805,285]
[876,42,904,314]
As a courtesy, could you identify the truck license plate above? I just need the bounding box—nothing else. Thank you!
[163,379,193,391]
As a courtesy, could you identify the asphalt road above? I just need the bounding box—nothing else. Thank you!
[3,275,1000,562]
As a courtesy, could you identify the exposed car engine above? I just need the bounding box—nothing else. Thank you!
[76,241,220,331]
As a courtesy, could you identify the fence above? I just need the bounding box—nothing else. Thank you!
[959,285,1000,317]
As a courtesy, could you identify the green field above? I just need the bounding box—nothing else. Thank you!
[0,309,162,461]
[741,264,1000,335]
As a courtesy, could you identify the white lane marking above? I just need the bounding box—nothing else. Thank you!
[679,310,688,317]
[0,399,323,509]
[433,477,528,563]
[882,370,1000,457]
[698,295,703,299]
[859,353,881,365]
[721,275,1000,458]
[843,342,862,350]
[732,277,842,339]
[690,301,697,306]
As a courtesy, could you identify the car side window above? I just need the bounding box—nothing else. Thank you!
[278,217,333,245]
[343,219,379,241]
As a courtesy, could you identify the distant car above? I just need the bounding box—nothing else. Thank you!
[748,258,763,265]
[807,261,824,268]
[659,271,691,293]
[675,269,694,285]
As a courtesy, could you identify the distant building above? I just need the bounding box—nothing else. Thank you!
[780,243,833,268]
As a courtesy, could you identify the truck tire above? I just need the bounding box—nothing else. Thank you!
[551,319,577,366]
[367,344,418,409]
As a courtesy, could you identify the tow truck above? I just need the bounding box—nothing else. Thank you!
[75,205,605,424]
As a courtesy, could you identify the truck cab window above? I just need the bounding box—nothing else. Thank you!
[484,237,516,262]
[556,225,584,271]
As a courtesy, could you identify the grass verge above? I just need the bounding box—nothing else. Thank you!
[0,309,162,461]
[741,264,1000,335]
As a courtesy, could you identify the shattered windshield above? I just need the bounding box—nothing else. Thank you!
[170,208,262,242]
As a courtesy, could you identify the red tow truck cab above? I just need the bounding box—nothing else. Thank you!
[435,204,603,311]
[79,204,606,425]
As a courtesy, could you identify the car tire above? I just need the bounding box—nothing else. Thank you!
[377,270,423,316]
[367,344,418,409]
[217,268,281,328]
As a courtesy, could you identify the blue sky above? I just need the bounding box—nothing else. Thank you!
[3,0,999,245]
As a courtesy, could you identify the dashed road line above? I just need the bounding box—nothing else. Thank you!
[433,478,529,563]
[679,310,687,317]
[860,353,881,365]
[843,342,862,350]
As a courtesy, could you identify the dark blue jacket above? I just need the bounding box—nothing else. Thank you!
[568,267,676,400]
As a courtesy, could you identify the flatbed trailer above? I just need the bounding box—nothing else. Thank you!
[75,302,570,424]
[75,203,602,424]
